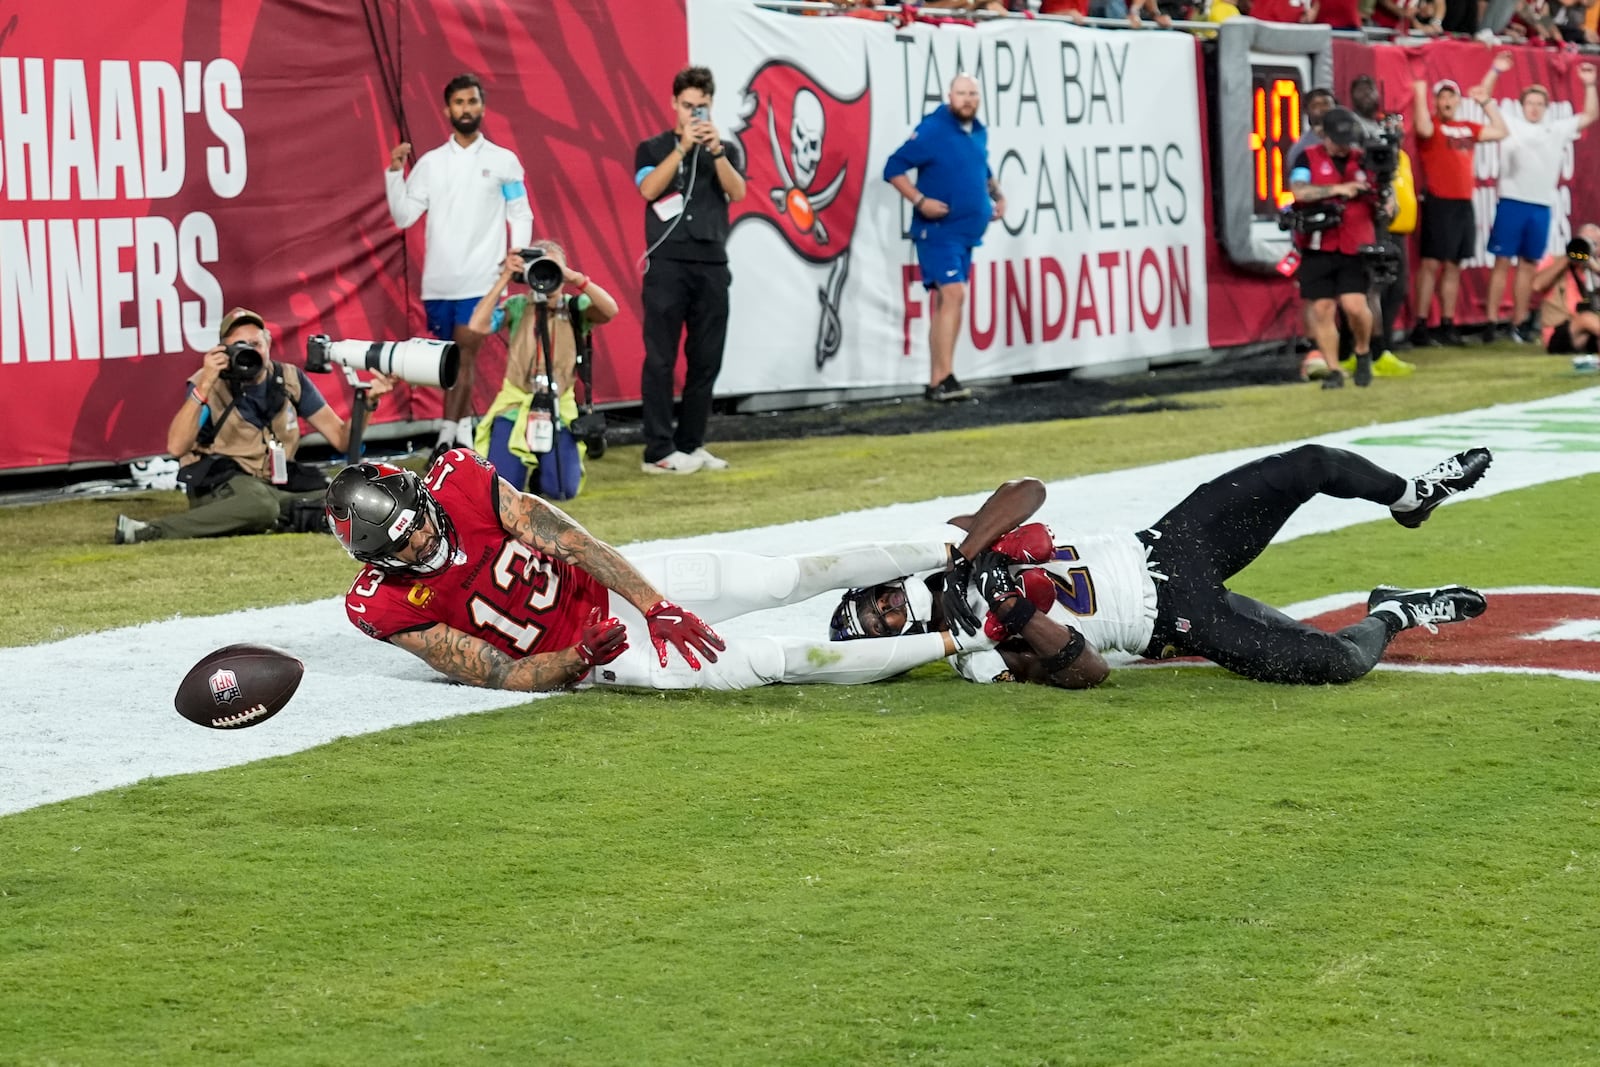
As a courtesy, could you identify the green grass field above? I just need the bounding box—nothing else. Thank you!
[2,351,1598,1065]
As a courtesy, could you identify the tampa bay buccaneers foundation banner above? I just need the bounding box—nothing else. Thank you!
[691,0,1210,394]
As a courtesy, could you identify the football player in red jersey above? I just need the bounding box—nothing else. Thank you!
[327,450,991,692]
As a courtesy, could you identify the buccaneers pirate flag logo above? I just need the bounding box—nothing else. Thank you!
[729,62,869,369]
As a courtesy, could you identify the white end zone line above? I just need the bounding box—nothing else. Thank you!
[3,388,1600,816]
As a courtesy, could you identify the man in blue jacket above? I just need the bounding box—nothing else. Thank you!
[884,74,1005,403]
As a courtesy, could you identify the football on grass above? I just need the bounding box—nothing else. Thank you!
[174,643,304,729]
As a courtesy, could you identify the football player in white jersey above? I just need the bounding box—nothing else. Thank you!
[830,445,1494,688]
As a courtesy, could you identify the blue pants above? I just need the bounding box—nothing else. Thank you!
[485,415,583,501]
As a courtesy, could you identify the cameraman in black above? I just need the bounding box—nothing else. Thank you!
[1288,108,1392,389]
[114,308,393,544]
[1531,224,1600,355]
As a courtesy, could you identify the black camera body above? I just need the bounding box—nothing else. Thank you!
[1358,242,1402,288]
[1279,199,1346,236]
[1361,116,1404,191]
[1568,237,1594,264]
[512,248,564,295]
[222,340,263,383]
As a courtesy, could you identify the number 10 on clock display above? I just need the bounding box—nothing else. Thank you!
[1250,66,1303,218]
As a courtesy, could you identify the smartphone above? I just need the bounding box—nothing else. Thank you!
[691,105,710,122]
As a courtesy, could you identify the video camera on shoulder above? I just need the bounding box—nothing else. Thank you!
[511,248,564,296]
[305,336,460,389]
[1360,115,1404,189]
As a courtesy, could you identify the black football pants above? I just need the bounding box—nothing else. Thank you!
[1139,445,1408,684]
[640,257,730,464]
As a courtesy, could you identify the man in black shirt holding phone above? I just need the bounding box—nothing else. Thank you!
[634,66,747,476]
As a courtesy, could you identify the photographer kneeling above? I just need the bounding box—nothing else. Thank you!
[1532,225,1600,356]
[1287,108,1393,390]
[466,243,618,499]
[115,308,394,544]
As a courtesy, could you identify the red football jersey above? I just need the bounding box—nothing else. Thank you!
[1417,117,1483,200]
[344,449,609,657]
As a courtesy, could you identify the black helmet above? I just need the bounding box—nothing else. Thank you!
[325,462,457,576]
[828,580,935,641]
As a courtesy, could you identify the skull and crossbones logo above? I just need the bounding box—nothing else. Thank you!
[768,88,847,244]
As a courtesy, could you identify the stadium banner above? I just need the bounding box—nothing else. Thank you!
[691,0,1210,394]
[0,0,684,472]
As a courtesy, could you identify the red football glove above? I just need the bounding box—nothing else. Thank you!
[644,600,725,669]
[576,608,628,667]
[992,522,1055,563]
[1019,568,1057,614]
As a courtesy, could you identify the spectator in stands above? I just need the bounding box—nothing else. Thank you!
[115,309,393,545]
[1484,64,1599,343]
[1372,0,1444,32]
[1410,60,1509,348]
[465,244,619,500]
[1439,0,1479,32]
[1250,0,1314,21]
[1531,222,1600,354]
[1550,0,1596,39]
[1203,0,1250,22]
[634,66,747,476]
[884,74,1006,404]
[1314,0,1364,30]
[386,74,534,459]
[1289,108,1391,389]
[1041,0,1091,19]
[1513,0,1567,39]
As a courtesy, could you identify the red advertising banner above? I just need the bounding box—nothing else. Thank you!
[0,0,686,471]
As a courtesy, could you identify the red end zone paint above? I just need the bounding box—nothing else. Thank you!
[1299,588,1600,681]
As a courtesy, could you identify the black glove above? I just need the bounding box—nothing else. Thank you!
[938,548,982,637]
[972,549,1023,609]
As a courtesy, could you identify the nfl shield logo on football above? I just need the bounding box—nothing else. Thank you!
[209,668,242,705]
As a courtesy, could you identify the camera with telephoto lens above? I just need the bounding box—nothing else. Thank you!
[1568,238,1600,314]
[304,335,460,389]
[1569,237,1594,264]
[1279,198,1346,236]
[511,248,564,295]
[222,340,264,383]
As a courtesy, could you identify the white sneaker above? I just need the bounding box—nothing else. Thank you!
[642,450,703,475]
[688,447,730,470]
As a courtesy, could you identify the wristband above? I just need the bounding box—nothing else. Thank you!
[710,149,726,160]
[572,275,590,290]
[190,390,207,405]
[996,597,1037,634]
[1040,629,1088,676]
[914,194,926,208]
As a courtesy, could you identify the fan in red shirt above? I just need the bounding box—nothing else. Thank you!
[1408,57,1510,348]
[327,450,986,692]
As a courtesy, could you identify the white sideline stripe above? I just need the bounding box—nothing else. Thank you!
[3,387,1599,817]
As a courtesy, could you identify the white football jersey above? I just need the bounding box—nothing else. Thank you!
[952,530,1159,684]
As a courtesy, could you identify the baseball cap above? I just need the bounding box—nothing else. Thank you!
[218,307,266,339]
[1432,79,1462,97]
[1321,107,1361,148]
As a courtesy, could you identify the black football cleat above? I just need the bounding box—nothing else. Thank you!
[1367,585,1487,634]
[1392,448,1493,529]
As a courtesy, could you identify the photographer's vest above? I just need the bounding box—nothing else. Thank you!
[179,362,304,480]
[1297,144,1377,255]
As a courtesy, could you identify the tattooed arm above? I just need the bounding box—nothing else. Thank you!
[496,480,665,613]
[389,622,591,692]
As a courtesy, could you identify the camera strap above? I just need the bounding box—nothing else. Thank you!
[195,394,238,449]
[567,294,597,413]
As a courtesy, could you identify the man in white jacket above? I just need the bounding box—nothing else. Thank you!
[386,73,534,456]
